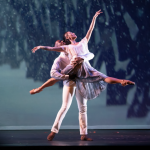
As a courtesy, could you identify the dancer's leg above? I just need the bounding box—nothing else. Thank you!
[75,88,93,141]
[51,85,75,133]
[47,81,76,140]
[104,77,135,86]
[30,78,59,94]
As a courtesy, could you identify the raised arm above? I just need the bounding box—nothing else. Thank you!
[31,46,65,53]
[85,9,103,42]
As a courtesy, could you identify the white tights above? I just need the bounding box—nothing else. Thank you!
[51,81,87,135]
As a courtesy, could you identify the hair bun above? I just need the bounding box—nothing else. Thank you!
[64,39,71,45]
[63,32,71,45]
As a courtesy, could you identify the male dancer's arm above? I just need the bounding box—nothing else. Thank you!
[50,57,69,80]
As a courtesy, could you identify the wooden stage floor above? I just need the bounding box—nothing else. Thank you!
[0,129,150,146]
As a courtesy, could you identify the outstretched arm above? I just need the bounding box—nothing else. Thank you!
[85,9,103,42]
[31,46,65,53]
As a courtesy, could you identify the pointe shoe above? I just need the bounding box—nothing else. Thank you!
[81,135,93,141]
[47,132,56,141]
[121,80,135,86]
[30,88,43,95]
[127,81,135,85]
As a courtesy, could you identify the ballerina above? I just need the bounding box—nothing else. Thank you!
[32,9,135,100]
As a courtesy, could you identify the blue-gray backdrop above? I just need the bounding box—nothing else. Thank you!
[0,0,150,130]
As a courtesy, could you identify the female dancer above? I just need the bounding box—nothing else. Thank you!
[32,9,135,99]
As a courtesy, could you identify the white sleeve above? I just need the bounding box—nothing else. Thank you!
[79,37,94,61]
[50,58,69,80]
[81,37,88,44]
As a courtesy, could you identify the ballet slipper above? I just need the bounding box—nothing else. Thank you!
[47,132,56,141]
[121,80,135,86]
[127,80,135,85]
[30,88,43,95]
[81,135,93,141]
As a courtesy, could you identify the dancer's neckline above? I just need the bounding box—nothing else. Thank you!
[70,42,80,46]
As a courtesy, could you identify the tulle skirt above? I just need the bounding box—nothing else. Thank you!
[61,61,108,100]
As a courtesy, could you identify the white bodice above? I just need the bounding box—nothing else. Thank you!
[61,37,90,61]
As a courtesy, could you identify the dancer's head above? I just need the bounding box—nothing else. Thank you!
[63,31,77,45]
[54,40,66,47]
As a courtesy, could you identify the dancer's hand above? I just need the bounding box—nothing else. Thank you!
[94,9,103,18]
[32,46,41,53]
[74,57,84,65]
[121,80,135,87]
[70,57,84,66]
[75,57,84,63]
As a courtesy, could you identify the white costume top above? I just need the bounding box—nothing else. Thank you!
[60,37,108,100]
[62,37,91,60]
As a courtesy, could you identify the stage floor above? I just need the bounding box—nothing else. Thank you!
[0,129,150,146]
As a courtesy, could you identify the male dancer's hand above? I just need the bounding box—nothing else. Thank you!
[70,57,84,66]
